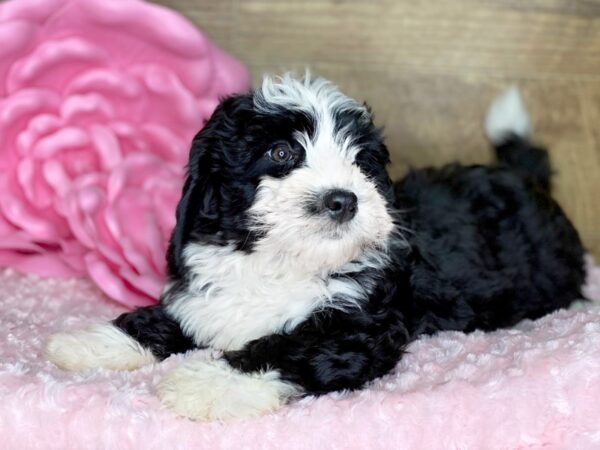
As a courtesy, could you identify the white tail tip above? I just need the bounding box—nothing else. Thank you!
[484,86,531,145]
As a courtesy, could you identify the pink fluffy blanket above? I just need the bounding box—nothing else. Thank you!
[1,258,599,449]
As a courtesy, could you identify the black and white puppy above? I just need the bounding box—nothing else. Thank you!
[47,74,586,421]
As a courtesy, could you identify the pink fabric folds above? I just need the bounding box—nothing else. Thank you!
[0,0,250,307]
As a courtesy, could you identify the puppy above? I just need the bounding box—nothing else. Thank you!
[47,74,585,421]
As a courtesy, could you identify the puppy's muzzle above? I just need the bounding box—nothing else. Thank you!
[320,189,358,223]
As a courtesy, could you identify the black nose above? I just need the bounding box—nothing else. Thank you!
[322,189,358,223]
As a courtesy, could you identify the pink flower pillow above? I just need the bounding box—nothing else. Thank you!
[0,0,250,307]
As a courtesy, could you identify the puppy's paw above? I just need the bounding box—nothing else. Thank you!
[156,359,299,421]
[46,324,155,371]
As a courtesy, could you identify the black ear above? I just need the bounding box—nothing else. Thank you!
[372,139,395,204]
[166,94,255,278]
[166,134,219,278]
[354,110,395,203]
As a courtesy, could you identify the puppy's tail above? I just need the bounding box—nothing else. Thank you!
[485,86,551,191]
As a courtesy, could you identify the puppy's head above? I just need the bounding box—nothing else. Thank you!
[168,73,394,277]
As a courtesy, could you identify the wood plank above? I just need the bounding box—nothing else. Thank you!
[236,0,600,79]
[152,0,235,50]
[577,81,600,257]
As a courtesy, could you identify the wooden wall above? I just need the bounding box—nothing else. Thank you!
[156,0,600,257]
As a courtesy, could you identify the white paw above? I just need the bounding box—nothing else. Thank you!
[156,359,299,421]
[46,324,156,371]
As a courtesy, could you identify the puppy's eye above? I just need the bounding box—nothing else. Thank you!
[267,143,294,163]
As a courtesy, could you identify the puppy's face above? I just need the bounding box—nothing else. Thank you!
[168,75,394,276]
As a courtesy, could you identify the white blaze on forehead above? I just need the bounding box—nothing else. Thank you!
[255,73,370,164]
[255,73,368,123]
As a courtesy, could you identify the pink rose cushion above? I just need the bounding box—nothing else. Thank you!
[0,0,250,307]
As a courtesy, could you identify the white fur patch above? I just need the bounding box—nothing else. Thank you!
[250,160,393,272]
[485,85,531,144]
[156,359,300,421]
[46,324,156,371]
[255,72,368,122]
[166,244,387,351]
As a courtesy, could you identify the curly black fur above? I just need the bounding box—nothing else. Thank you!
[113,305,195,360]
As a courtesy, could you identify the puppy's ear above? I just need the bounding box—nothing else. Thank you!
[166,94,254,278]
[166,133,218,278]
[355,105,395,203]
[373,140,395,203]
[166,103,231,278]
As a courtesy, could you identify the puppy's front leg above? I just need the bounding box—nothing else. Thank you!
[156,358,301,421]
[157,310,408,420]
[46,304,195,371]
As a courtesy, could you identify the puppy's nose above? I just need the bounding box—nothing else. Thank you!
[322,189,358,223]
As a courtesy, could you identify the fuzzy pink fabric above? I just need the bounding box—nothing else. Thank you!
[1,257,599,449]
[0,0,250,308]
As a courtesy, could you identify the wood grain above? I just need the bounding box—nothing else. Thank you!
[154,0,600,257]
[235,0,600,78]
